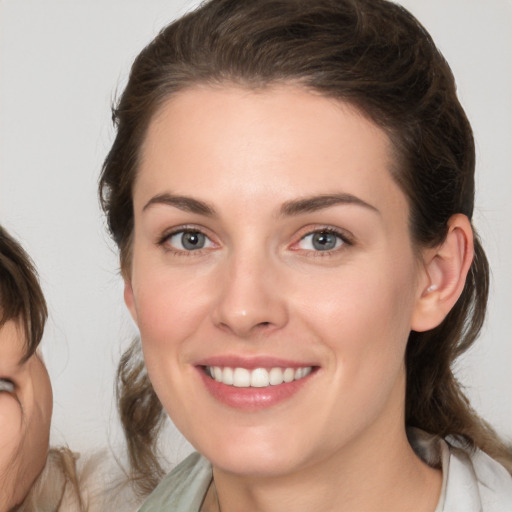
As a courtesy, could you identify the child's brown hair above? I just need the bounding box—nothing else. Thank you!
[0,226,47,362]
[0,226,85,511]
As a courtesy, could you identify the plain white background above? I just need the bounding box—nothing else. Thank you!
[1,0,511,461]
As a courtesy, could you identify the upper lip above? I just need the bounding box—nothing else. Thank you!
[195,355,317,369]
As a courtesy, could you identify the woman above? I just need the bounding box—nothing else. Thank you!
[99,0,512,510]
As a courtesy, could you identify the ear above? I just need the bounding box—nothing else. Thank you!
[123,277,139,325]
[411,214,474,332]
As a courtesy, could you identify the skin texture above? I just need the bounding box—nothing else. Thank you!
[0,320,52,511]
[125,85,472,511]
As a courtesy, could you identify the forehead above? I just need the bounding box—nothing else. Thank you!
[136,84,405,217]
[0,319,26,367]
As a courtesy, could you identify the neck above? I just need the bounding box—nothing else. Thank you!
[210,421,441,512]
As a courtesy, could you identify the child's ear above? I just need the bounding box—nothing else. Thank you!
[412,214,474,332]
[123,278,139,325]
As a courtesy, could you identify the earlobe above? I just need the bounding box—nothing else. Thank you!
[124,278,139,325]
[411,214,474,332]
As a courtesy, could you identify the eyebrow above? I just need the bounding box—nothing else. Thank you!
[142,192,379,217]
[142,193,216,216]
[280,193,379,216]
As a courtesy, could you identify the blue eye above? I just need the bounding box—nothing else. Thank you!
[298,230,345,251]
[165,230,214,251]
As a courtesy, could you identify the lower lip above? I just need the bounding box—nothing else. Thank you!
[197,368,315,411]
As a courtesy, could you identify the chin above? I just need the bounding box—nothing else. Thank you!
[212,451,302,478]
[194,426,310,478]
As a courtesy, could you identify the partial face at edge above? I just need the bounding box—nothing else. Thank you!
[124,85,431,476]
[0,320,52,510]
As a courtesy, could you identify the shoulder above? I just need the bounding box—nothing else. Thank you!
[77,449,145,512]
[444,439,512,511]
[138,452,212,512]
[407,427,512,511]
[56,447,143,512]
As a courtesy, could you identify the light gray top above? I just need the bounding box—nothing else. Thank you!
[138,433,512,512]
[138,452,212,512]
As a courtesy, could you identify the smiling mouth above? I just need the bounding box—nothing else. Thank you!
[204,366,314,388]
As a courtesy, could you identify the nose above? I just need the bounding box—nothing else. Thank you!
[211,251,289,338]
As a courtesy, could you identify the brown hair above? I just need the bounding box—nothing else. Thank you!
[99,0,512,493]
[0,226,47,362]
[0,228,87,509]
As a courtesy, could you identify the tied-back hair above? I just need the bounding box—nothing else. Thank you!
[100,0,512,494]
[116,337,167,495]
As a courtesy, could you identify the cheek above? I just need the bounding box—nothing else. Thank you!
[0,395,23,471]
[133,264,218,398]
[133,270,216,435]
[13,359,53,494]
[135,269,214,344]
[31,359,53,447]
[294,256,417,387]
[290,263,416,442]
[298,258,416,336]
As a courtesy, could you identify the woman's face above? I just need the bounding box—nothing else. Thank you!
[125,85,429,476]
[0,320,52,510]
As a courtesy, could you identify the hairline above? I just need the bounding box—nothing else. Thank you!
[120,79,422,277]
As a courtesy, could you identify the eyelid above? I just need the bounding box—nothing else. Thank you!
[158,224,208,244]
[0,378,15,393]
[290,225,354,253]
[157,224,219,254]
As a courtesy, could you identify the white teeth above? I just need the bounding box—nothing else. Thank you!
[283,368,295,383]
[250,368,269,388]
[233,367,251,387]
[223,367,234,385]
[213,366,223,382]
[300,367,312,379]
[295,367,312,380]
[269,367,283,385]
[206,366,313,388]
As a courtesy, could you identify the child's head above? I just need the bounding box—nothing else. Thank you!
[0,226,52,511]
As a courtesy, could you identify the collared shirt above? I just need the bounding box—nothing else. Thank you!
[138,433,512,512]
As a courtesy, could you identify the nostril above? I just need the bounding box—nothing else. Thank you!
[254,321,274,332]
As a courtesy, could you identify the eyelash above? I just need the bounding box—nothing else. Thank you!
[0,378,15,394]
[158,226,216,256]
[158,225,353,257]
[292,227,353,257]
